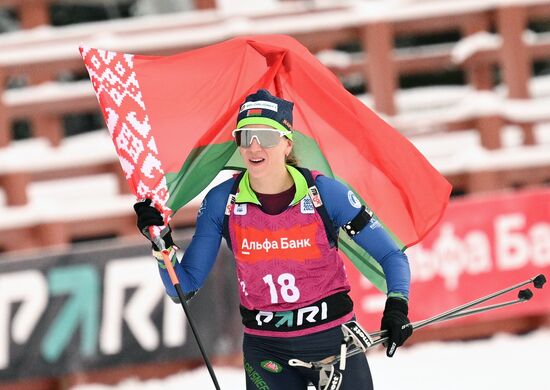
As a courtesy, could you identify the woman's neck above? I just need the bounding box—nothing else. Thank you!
[249,166,294,194]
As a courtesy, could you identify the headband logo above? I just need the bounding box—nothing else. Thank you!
[240,100,278,112]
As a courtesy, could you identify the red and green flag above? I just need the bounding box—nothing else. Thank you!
[80,34,451,292]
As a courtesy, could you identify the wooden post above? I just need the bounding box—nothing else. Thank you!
[468,170,500,193]
[497,5,535,145]
[2,228,38,252]
[193,0,216,10]
[0,69,10,147]
[36,222,69,248]
[0,107,9,147]
[0,172,29,206]
[462,13,493,90]
[18,0,49,29]
[34,115,63,147]
[361,22,397,116]
[476,115,503,150]
[27,70,55,85]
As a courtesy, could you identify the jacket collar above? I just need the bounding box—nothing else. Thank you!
[235,165,308,206]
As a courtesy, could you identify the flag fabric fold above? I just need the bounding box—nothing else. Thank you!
[80,34,451,292]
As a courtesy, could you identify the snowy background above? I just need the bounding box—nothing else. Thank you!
[73,329,550,390]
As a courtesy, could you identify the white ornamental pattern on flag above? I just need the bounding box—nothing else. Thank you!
[80,46,172,234]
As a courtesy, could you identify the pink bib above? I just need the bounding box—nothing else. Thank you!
[228,198,350,313]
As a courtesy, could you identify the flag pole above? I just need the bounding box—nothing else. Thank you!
[152,232,221,390]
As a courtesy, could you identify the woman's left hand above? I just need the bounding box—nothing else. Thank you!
[380,297,413,357]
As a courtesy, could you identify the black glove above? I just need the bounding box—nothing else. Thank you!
[380,297,413,357]
[133,199,174,250]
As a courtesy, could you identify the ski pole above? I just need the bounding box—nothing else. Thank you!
[293,274,546,369]
[339,274,545,365]
[441,288,533,322]
[309,289,533,368]
[369,288,534,339]
[407,274,545,333]
[152,233,221,390]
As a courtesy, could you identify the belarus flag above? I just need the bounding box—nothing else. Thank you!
[80,35,451,292]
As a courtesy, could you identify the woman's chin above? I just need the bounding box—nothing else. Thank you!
[246,163,270,179]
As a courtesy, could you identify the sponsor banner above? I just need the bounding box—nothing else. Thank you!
[233,224,319,263]
[0,233,241,382]
[350,188,550,330]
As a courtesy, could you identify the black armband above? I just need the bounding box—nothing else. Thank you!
[343,206,372,238]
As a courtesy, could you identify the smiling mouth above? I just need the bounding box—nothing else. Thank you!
[249,158,265,165]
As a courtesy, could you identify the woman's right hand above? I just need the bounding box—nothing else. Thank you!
[133,198,174,249]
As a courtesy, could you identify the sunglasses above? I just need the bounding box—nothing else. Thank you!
[232,128,292,148]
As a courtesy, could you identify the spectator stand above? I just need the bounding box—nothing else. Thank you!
[0,0,214,30]
[0,0,549,253]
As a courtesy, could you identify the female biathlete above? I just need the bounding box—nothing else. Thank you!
[134,89,413,389]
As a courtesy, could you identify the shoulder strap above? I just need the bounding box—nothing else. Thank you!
[222,171,246,252]
[295,167,339,248]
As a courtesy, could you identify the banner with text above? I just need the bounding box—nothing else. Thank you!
[0,235,241,383]
[351,188,550,330]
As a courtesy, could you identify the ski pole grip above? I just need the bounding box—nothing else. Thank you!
[533,274,546,289]
[149,227,179,286]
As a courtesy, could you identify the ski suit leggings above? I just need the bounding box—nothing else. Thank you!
[243,325,374,390]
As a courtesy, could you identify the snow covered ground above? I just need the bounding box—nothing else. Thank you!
[72,328,550,390]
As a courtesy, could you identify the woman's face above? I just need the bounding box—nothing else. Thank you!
[238,124,293,179]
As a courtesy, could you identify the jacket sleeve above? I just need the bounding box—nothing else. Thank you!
[316,175,411,299]
[155,179,232,300]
